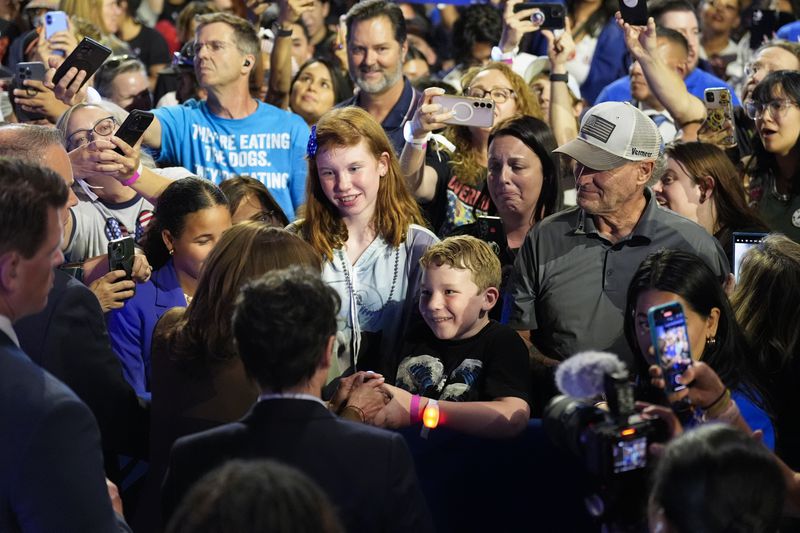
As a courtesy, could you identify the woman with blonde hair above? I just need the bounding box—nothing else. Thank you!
[60,0,129,53]
[293,106,438,379]
[401,61,542,235]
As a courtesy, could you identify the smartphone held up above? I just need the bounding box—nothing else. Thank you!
[647,301,693,396]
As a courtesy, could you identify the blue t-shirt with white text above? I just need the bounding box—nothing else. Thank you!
[154,99,309,221]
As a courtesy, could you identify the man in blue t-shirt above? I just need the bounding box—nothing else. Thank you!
[597,0,740,106]
[142,13,309,221]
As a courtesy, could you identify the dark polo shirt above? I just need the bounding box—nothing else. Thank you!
[509,188,729,367]
[338,77,421,155]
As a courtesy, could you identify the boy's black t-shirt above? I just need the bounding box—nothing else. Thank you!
[393,320,530,406]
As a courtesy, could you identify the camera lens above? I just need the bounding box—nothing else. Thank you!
[706,93,714,102]
[531,11,545,24]
[46,15,51,23]
[473,102,479,107]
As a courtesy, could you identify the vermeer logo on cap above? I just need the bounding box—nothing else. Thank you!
[631,147,653,157]
[581,115,616,143]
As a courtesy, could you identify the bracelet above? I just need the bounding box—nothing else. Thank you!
[410,394,422,425]
[341,404,366,423]
[420,399,440,439]
[122,163,143,187]
[403,120,430,147]
[704,388,732,419]
[713,398,741,424]
[549,73,569,83]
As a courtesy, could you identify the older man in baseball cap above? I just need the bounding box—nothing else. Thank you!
[508,101,729,408]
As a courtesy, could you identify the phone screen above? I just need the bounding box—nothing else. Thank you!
[648,302,693,395]
[733,232,766,282]
[612,436,648,474]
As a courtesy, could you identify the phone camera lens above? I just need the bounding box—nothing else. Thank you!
[706,93,714,102]
[46,15,51,23]
[531,11,545,24]
[473,102,479,107]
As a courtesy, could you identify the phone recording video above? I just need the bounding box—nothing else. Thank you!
[648,301,693,395]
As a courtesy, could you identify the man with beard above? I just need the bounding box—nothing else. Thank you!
[338,0,422,154]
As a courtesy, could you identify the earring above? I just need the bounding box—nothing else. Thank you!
[705,336,717,348]
[169,248,174,255]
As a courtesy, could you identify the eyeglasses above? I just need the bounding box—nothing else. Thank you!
[465,86,516,104]
[193,40,233,55]
[744,99,799,119]
[67,116,118,149]
[102,55,136,72]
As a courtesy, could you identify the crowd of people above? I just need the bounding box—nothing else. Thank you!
[1,0,800,530]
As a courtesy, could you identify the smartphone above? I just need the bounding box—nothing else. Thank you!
[732,231,767,282]
[702,88,736,148]
[431,95,495,128]
[52,37,112,88]
[475,215,507,256]
[44,11,69,41]
[618,0,648,26]
[648,301,693,395]
[512,2,566,29]
[12,62,47,122]
[108,236,135,280]
[113,110,155,155]
[16,61,46,84]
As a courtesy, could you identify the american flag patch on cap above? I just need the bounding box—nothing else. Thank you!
[581,115,616,143]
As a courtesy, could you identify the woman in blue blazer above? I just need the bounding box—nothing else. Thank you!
[107,178,232,400]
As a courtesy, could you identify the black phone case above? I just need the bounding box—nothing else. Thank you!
[113,110,155,155]
[618,0,649,26]
[512,2,566,29]
[108,236,135,280]
[52,37,112,88]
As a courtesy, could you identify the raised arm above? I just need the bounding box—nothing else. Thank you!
[544,21,579,146]
[398,87,452,202]
[617,13,706,125]
[266,0,315,109]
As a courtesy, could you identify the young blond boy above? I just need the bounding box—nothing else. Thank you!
[377,236,530,437]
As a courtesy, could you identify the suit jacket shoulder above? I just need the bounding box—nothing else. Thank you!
[164,399,433,533]
[0,336,120,532]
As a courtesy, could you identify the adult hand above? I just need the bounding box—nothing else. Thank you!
[499,0,543,52]
[722,273,736,297]
[68,139,140,184]
[616,12,657,62]
[345,378,390,423]
[35,26,78,64]
[406,87,453,141]
[106,478,124,516]
[697,118,737,150]
[277,0,314,24]
[12,79,69,122]
[328,371,384,413]
[90,270,136,312]
[649,361,727,410]
[635,401,684,456]
[131,253,152,283]
[44,55,89,107]
[543,18,575,71]
[372,383,412,429]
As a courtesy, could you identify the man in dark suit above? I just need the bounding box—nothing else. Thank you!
[162,267,433,533]
[0,159,129,532]
[0,124,149,482]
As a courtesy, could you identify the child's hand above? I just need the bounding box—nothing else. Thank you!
[373,384,413,429]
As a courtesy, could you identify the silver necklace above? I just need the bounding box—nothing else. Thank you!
[337,246,400,309]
